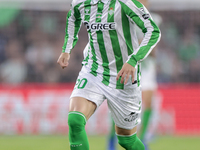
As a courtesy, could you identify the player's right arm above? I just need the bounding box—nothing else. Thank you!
[57,0,82,69]
[62,0,82,54]
[57,53,70,69]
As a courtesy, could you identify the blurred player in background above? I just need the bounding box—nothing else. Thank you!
[107,0,162,150]
[57,0,160,150]
[107,119,117,150]
[137,0,162,149]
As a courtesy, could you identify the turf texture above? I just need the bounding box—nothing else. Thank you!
[0,135,199,150]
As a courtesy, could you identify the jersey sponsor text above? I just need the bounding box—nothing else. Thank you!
[84,21,116,31]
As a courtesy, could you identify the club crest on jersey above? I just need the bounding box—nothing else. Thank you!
[84,21,116,31]
[108,7,114,15]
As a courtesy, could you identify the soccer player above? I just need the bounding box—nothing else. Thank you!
[57,0,161,149]
[136,0,162,149]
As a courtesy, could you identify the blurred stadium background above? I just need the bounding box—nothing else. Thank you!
[0,0,200,149]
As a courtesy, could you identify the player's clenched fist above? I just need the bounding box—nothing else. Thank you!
[57,53,70,69]
[116,63,135,85]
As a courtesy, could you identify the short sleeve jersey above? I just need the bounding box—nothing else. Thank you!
[62,0,161,89]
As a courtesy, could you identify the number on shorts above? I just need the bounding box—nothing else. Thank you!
[75,78,88,89]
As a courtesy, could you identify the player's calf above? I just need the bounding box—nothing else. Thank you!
[117,133,145,150]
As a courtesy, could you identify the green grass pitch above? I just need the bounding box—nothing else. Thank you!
[0,135,200,150]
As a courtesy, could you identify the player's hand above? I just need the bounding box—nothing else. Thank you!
[57,53,70,69]
[116,63,135,85]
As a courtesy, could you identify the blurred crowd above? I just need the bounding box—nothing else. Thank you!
[0,9,200,84]
[156,11,200,83]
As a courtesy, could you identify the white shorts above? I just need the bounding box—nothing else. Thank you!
[70,67,142,130]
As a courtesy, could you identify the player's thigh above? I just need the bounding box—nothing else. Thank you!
[69,67,106,120]
[115,125,137,135]
[69,97,97,120]
[104,85,142,130]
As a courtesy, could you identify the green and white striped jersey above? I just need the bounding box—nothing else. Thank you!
[62,0,161,89]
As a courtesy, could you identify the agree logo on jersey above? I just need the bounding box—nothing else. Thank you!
[84,21,116,31]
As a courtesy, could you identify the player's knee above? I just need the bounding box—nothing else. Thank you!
[68,116,80,129]
[68,112,86,132]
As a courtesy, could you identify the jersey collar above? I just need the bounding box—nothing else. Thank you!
[92,0,110,5]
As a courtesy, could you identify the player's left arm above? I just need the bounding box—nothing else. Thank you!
[117,0,161,84]
[120,0,161,67]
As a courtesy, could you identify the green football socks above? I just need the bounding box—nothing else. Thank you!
[117,133,145,150]
[68,111,89,150]
[139,109,152,140]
